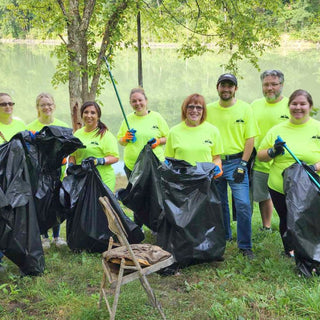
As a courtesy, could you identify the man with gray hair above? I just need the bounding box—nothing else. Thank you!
[251,70,289,231]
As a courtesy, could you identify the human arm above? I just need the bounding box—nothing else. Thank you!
[258,138,285,162]
[212,155,223,179]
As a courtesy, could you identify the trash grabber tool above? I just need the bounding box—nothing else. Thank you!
[277,135,320,191]
[103,51,130,130]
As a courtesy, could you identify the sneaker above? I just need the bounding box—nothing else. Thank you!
[52,237,67,247]
[260,226,272,232]
[42,238,51,249]
[239,248,255,259]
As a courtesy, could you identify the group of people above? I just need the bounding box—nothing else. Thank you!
[0,68,319,271]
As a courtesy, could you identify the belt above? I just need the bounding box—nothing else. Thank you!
[221,152,243,161]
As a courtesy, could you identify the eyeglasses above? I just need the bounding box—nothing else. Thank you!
[263,83,282,88]
[39,103,54,108]
[186,105,203,111]
[0,102,15,107]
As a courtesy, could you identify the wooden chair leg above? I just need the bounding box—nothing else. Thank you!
[139,275,167,320]
[98,272,106,308]
[110,259,125,320]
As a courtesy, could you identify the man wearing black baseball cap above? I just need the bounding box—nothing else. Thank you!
[207,73,259,259]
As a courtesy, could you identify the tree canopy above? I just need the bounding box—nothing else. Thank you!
[1,0,317,128]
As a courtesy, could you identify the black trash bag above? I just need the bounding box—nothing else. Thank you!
[27,126,84,233]
[61,162,144,253]
[283,163,320,277]
[0,137,44,275]
[157,158,226,267]
[116,144,162,231]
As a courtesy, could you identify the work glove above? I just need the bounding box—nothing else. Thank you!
[213,163,223,179]
[267,139,285,158]
[232,160,247,183]
[148,137,161,149]
[121,128,136,143]
[66,162,74,175]
[81,157,105,168]
[28,130,39,140]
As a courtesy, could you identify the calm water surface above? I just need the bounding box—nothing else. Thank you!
[1,43,320,174]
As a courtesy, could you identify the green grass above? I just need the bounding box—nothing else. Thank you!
[0,199,319,319]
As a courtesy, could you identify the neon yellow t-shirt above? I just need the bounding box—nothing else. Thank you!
[0,117,26,144]
[27,118,69,131]
[258,118,320,194]
[251,97,289,173]
[72,128,119,191]
[117,111,169,171]
[165,121,224,165]
[206,100,259,155]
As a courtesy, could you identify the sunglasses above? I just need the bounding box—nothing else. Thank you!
[0,102,15,107]
[186,105,203,111]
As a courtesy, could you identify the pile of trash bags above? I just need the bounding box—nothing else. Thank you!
[117,145,226,267]
[0,126,144,275]
[0,127,82,275]
[283,163,320,277]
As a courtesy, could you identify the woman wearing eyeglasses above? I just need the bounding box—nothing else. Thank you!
[27,92,69,131]
[27,92,69,250]
[165,93,223,174]
[0,93,26,144]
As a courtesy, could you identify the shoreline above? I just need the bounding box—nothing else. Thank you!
[0,35,318,50]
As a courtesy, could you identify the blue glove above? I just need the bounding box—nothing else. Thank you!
[148,138,160,149]
[213,163,223,179]
[267,138,285,158]
[28,130,39,140]
[232,160,247,183]
[129,128,137,143]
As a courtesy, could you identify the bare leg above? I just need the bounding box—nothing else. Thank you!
[259,198,273,228]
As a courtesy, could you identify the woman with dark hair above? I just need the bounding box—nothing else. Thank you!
[69,101,119,191]
[165,93,223,172]
[117,87,169,178]
[258,89,320,257]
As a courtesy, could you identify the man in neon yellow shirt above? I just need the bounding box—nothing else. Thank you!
[251,70,289,231]
[207,74,259,258]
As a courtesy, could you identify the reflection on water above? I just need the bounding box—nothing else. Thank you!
[1,43,320,174]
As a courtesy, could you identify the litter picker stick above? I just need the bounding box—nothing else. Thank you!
[277,135,320,190]
[103,52,130,130]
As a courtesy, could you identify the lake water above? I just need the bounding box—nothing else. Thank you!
[1,42,320,174]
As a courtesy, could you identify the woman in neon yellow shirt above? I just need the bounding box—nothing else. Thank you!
[258,89,320,257]
[27,92,69,249]
[165,93,223,174]
[117,88,169,179]
[69,101,119,191]
[27,92,69,131]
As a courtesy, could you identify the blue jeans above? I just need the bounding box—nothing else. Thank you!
[0,251,3,264]
[215,158,252,249]
[43,225,60,239]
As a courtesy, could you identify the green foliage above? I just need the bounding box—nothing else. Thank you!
[1,201,320,319]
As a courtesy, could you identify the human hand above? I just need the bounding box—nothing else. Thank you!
[232,160,247,183]
[121,128,136,143]
[148,138,160,149]
[267,139,285,158]
[213,163,223,179]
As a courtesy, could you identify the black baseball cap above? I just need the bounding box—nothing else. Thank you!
[217,73,238,86]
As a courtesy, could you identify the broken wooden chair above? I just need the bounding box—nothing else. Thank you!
[98,196,174,320]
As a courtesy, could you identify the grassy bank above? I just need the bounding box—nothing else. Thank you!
[0,178,319,320]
